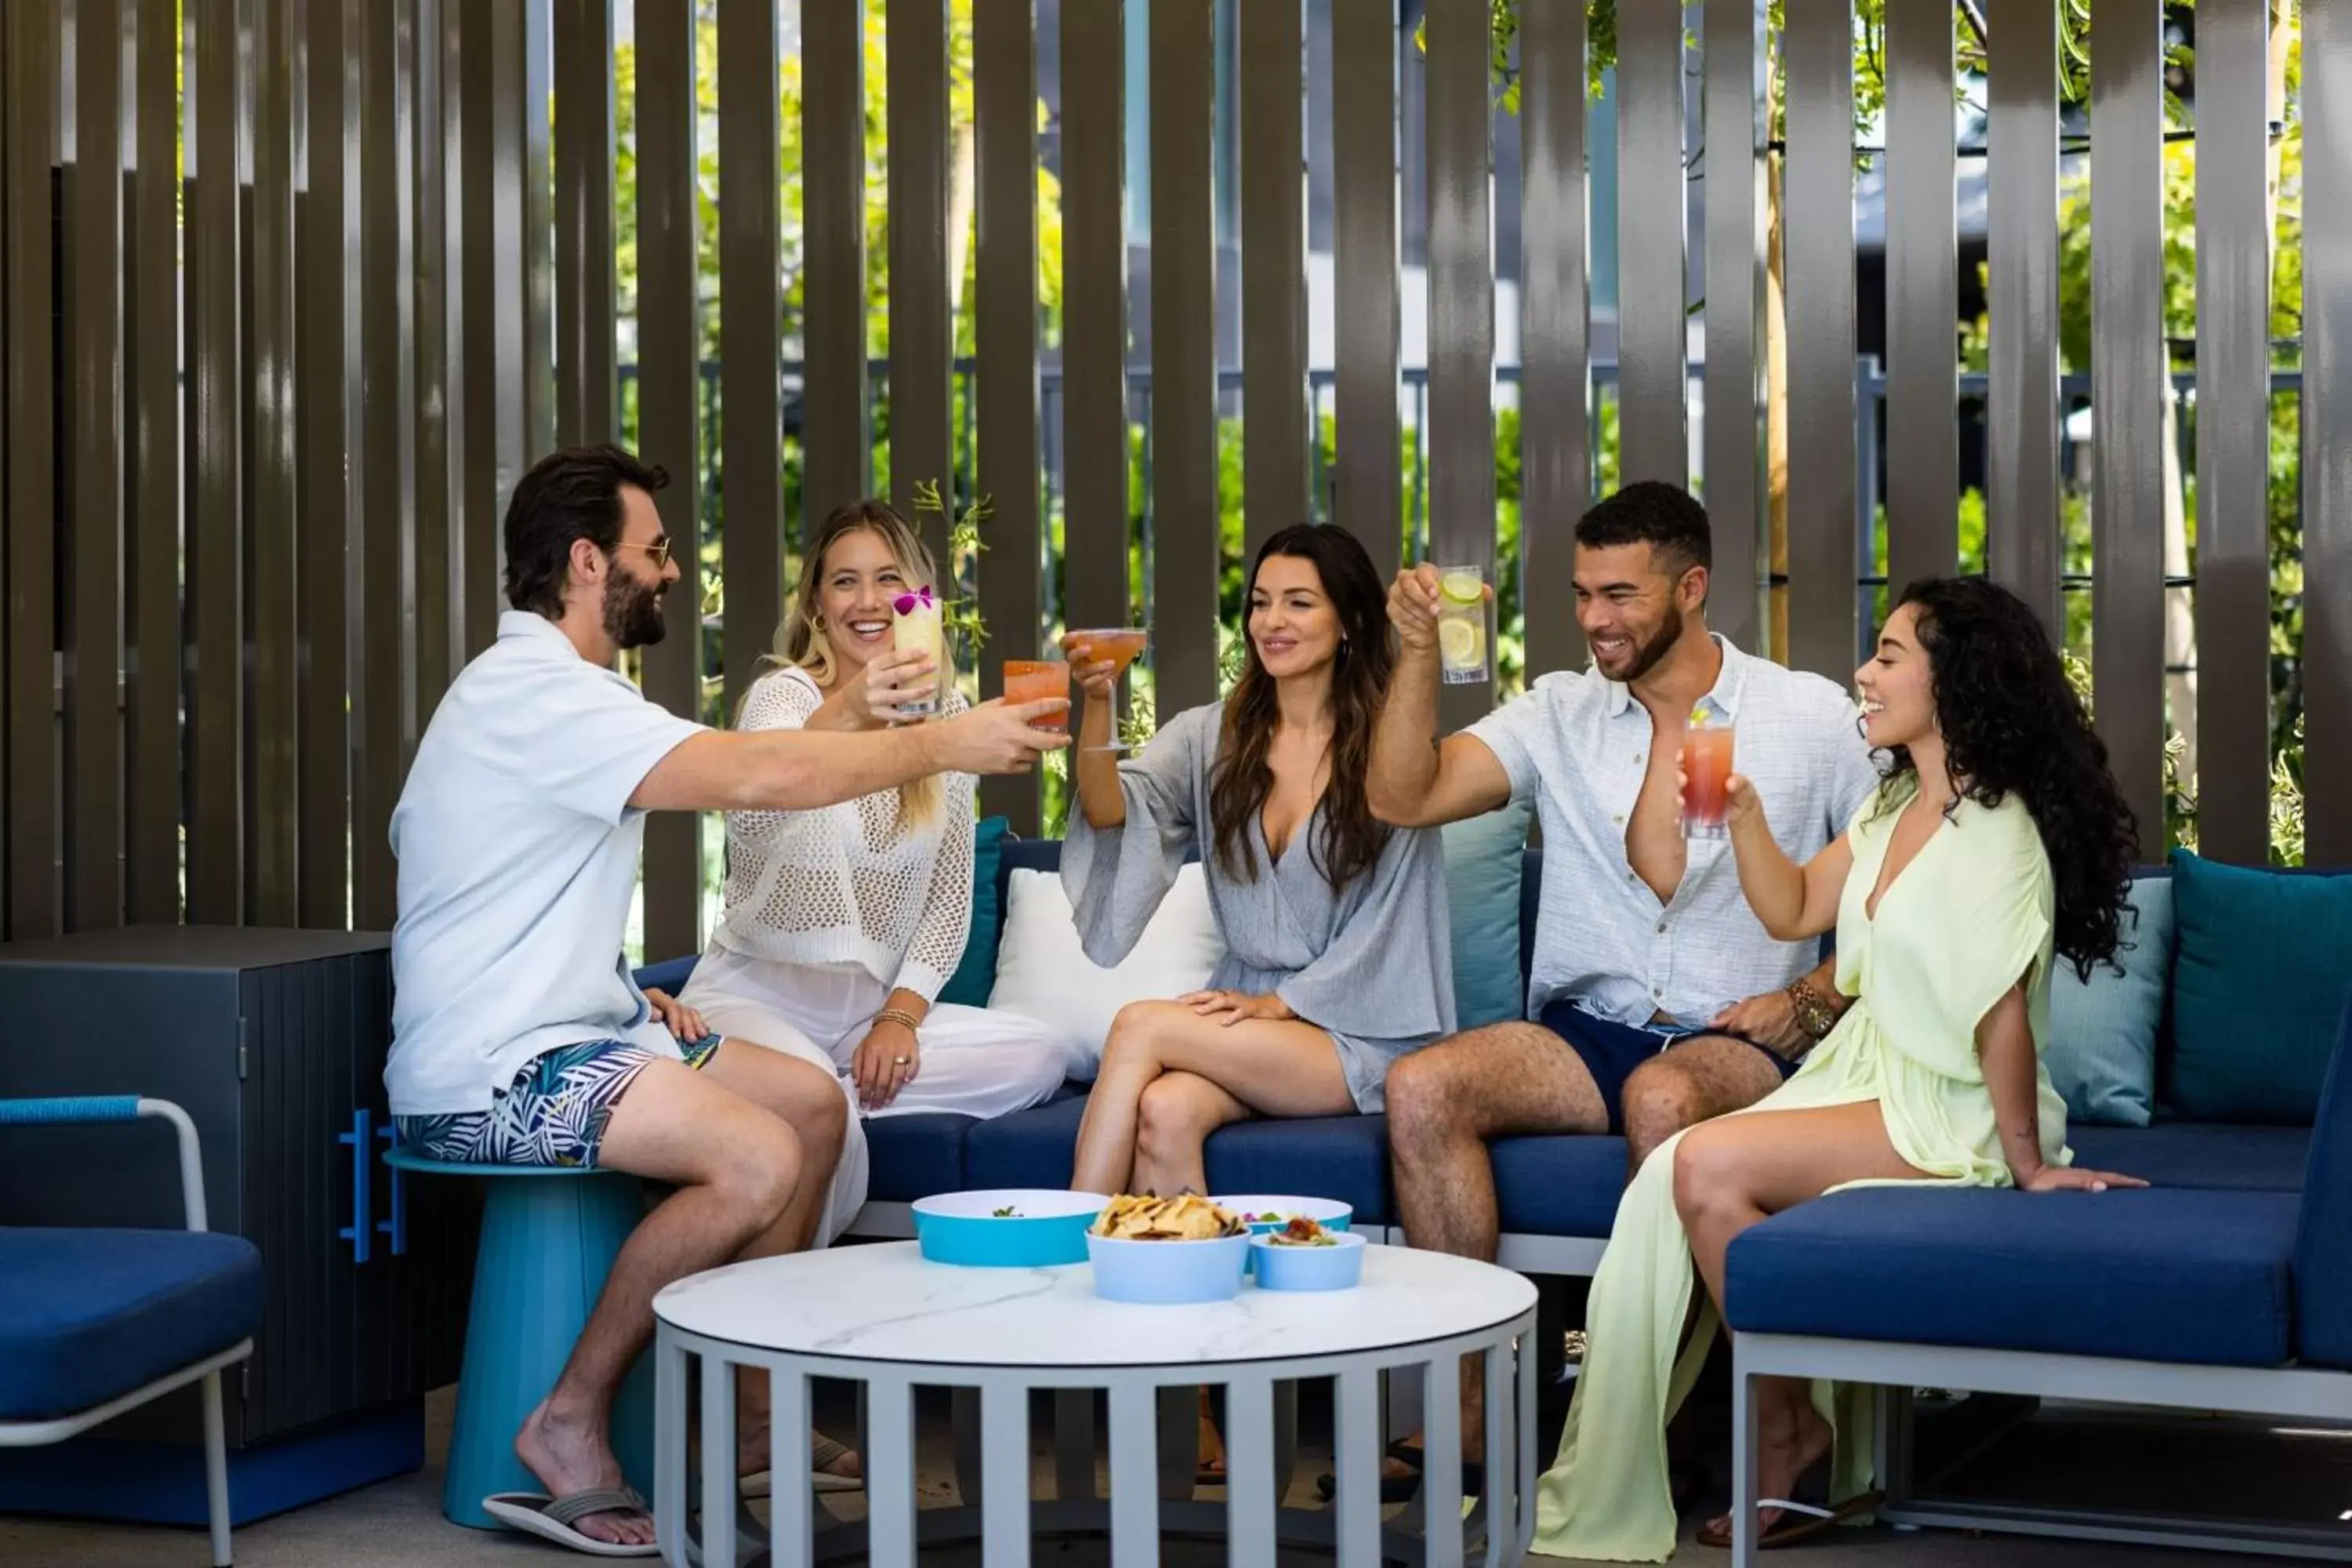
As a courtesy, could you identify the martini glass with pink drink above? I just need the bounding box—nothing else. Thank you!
[1061,627,1151,753]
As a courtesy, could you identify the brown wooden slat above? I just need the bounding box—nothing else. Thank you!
[1614,0,1686,488]
[636,0,702,962]
[1332,0,1398,584]
[1985,0,2061,632]
[720,0,784,720]
[251,0,301,926]
[1240,0,1306,561]
[189,0,246,925]
[130,0,184,924]
[3,1,60,940]
[1883,0,1958,597]
[1700,0,1765,654]
[974,0,1043,834]
[67,0,127,931]
[801,0,869,531]
[354,0,412,931]
[2193,0,2274,867]
[413,0,455,719]
[1781,0,1857,680]
[521,0,556,460]
[2306,0,2352,864]
[1520,0,1588,678]
[554,0,616,446]
[1425,0,1493,729]
[459,0,517,659]
[1149,0,1219,717]
[2089,0,2168,851]
[886,0,952,561]
[1058,0,1128,642]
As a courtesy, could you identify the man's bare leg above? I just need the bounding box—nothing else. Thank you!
[511,1054,808,1548]
[694,1043,860,1480]
[1385,1022,1609,1471]
[1618,1033,1788,1174]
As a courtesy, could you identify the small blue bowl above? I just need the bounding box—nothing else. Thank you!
[913,1189,1107,1267]
[1212,1194,1353,1276]
[1249,1229,1367,1292]
[1085,1231,1250,1304]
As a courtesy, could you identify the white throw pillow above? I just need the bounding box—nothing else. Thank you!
[986,865,1226,1081]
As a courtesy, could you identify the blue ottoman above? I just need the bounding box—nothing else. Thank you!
[382,1148,655,1529]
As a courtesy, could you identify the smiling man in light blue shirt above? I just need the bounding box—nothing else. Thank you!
[1365,481,1875,1488]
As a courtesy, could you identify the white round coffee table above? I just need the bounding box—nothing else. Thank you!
[651,1239,1539,1567]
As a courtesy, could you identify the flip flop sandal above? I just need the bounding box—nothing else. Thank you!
[739,1433,863,1497]
[1693,1490,1882,1550]
[481,1486,661,1557]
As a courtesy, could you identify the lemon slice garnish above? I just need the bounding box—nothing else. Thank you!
[1439,618,1483,666]
[1439,570,1484,606]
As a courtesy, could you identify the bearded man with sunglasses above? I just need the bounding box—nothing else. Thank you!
[383,445,1068,1552]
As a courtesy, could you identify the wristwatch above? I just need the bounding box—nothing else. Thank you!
[1784,976,1839,1041]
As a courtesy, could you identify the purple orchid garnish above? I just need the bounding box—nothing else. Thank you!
[891,586,938,615]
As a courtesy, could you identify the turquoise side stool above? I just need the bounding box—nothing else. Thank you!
[382,1145,656,1530]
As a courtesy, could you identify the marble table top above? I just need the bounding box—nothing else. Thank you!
[654,1240,1537,1370]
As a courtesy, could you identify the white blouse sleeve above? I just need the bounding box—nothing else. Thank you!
[728,669,823,844]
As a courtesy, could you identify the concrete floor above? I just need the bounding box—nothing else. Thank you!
[3,1381,2339,1566]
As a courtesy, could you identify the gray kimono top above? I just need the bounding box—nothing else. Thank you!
[1062,702,1456,1112]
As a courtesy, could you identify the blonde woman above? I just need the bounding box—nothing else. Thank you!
[678,499,1070,1137]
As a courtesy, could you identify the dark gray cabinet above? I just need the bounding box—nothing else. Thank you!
[0,926,474,1448]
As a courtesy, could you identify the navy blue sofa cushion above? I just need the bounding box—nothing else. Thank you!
[1724,1186,2299,1367]
[1493,1134,1630,1239]
[2067,1123,2310,1192]
[2292,1002,2352,1368]
[0,1228,264,1421]
[964,1093,1090,1190]
[864,1112,976,1203]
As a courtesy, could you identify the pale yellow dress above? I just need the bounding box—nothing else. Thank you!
[1531,779,2073,1563]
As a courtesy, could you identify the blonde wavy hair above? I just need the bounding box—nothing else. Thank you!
[764,499,949,829]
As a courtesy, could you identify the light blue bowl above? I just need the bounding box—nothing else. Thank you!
[1212,1194,1353,1275]
[913,1189,1107,1267]
[1085,1231,1250,1304]
[1249,1229,1367,1292]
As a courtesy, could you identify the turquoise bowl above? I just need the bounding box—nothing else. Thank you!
[1249,1229,1368,1292]
[1211,1194,1354,1275]
[913,1189,1107,1267]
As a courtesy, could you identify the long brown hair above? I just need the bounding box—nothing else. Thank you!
[1207,524,1396,887]
[764,499,947,829]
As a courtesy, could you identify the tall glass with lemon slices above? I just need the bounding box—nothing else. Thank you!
[1435,564,1490,684]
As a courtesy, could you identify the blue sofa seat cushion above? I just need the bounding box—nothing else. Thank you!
[0,1228,264,1421]
[961,1094,1393,1223]
[1492,1134,1630,1239]
[2066,1123,2310,1192]
[863,1112,976,1203]
[1724,1187,2299,1367]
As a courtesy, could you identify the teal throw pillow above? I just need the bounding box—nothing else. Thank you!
[937,815,1013,1008]
[1441,796,1535,1029]
[2166,850,2352,1124]
[2043,876,2170,1127]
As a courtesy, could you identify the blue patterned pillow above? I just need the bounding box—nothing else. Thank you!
[2044,877,2170,1128]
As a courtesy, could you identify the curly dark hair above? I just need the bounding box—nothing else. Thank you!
[1207,524,1396,888]
[1884,576,2139,980]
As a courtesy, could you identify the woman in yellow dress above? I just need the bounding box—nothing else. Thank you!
[1533,576,2146,1561]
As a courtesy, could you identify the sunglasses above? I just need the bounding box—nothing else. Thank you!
[613,537,674,570]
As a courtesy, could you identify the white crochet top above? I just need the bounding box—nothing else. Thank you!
[710,666,977,1001]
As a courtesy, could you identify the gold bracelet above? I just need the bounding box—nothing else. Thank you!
[873,1007,924,1036]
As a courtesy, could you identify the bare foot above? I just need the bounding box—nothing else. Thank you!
[514,1397,654,1549]
[1704,1396,1832,1540]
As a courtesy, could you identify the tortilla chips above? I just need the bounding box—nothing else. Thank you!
[1090,1193,1244,1241]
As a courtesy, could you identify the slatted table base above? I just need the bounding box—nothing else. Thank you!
[655,1313,1539,1568]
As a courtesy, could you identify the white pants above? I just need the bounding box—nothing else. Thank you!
[679,950,1069,1225]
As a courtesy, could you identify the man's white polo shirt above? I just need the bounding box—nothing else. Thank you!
[386,611,707,1116]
